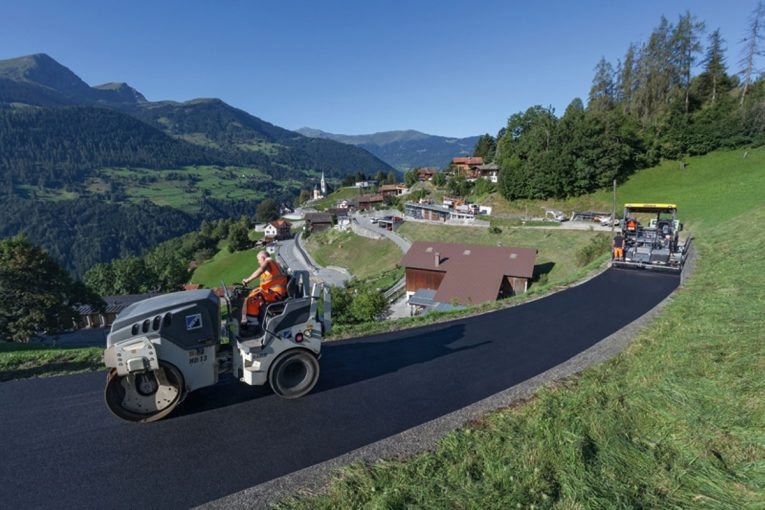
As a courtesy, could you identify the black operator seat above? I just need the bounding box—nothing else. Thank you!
[286,275,300,299]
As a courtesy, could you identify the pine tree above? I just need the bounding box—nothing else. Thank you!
[618,44,638,114]
[672,11,705,114]
[739,0,765,106]
[473,134,497,162]
[634,16,676,122]
[589,57,616,110]
[701,29,728,104]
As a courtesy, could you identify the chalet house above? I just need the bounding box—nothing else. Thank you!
[399,241,537,311]
[379,184,409,198]
[451,156,484,177]
[264,219,292,240]
[416,167,438,181]
[76,293,159,329]
[327,207,349,219]
[352,193,384,211]
[304,212,334,233]
[475,163,499,183]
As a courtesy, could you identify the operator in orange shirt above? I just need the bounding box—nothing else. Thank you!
[241,250,288,326]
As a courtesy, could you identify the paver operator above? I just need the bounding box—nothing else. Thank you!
[612,233,625,260]
[242,250,288,326]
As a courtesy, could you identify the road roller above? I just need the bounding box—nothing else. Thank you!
[103,270,330,422]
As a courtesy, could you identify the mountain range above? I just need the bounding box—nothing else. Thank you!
[296,127,480,171]
[0,53,481,275]
[0,54,393,178]
[0,53,398,275]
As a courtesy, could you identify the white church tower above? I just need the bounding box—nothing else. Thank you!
[320,172,327,196]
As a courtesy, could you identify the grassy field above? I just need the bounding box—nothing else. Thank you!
[15,164,304,213]
[0,342,103,381]
[304,229,402,280]
[190,242,261,288]
[95,166,282,212]
[277,150,765,508]
[397,222,603,285]
[310,187,366,210]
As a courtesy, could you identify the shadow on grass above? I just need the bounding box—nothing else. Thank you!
[532,261,556,282]
[0,360,103,382]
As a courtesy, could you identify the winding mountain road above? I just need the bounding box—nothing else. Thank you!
[0,268,679,509]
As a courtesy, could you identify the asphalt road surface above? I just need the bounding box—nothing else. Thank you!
[0,268,679,509]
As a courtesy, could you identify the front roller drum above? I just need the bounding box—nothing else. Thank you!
[105,362,185,422]
[268,350,320,399]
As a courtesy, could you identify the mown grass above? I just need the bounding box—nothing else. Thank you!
[190,243,261,288]
[304,229,402,280]
[275,162,765,508]
[0,342,103,381]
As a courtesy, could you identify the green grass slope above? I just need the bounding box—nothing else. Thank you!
[310,187,365,210]
[303,229,401,280]
[190,243,260,288]
[484,148,765,230]
[277,149,765,508]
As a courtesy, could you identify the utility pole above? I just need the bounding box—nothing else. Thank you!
[611,179,617,235]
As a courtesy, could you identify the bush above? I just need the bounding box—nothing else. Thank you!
[488,225,502,234]
[575,233,612,267]
[330,285,387,324]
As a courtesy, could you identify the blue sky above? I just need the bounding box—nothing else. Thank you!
[0,0,758,137]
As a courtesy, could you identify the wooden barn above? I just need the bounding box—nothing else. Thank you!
[399,241,537,309]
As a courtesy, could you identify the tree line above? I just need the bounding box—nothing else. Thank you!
[477,9,765,201]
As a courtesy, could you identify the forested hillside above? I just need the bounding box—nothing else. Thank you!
[0,106,220,187]
[0,54,394,276]
[0,196,198,276]
[492,14,765,200]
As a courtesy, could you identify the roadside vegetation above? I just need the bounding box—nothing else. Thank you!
[0,342,103,381]
[274,151,765,508]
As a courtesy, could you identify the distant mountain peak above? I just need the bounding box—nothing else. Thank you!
[297,127,480,171]
[93,82,147,103]
[0,53,91,96]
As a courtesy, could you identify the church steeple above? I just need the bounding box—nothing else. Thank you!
[320,172,327,195]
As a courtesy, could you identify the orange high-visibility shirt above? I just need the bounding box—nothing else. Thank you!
[260,259,288,291]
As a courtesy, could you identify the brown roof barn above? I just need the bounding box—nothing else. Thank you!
[399,241,537,306]
[304,212,333,232]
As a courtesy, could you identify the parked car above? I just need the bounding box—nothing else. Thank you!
[596,215,619,227]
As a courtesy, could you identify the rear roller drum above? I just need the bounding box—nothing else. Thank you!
[268,350,320,399]
[105,362,184,422]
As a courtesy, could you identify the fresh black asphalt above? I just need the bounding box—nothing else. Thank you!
[0,268,678,509]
